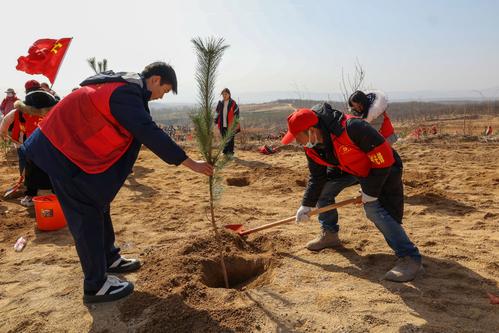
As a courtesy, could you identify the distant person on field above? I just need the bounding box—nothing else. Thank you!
[21,62,213,304]
[281,104,422,282]
[1,88,19,117]
[485,125,493,136]
[430,125,437,135]
[214,88,240,155]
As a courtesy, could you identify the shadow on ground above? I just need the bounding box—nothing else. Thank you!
[282,248,498,333]
[405,192,476,216]
[87,291,236,333]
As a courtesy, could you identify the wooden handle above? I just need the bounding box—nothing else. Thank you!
[240,196,360,236]
[6,135,22,145]
[309,197,360,216]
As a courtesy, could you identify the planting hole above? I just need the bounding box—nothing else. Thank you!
[201,256,270,289]
[226,177,250,187]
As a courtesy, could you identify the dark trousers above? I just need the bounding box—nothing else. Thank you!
[50,177,121,293]
[17,148,26,175]
[220,127,235,154]
[24,159,52,196]
[317,174,358,232]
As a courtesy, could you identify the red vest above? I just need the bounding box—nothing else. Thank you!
[40,82,134,174]
[305,115,395,178]
[379,113,395,139]
[11,110,43,142]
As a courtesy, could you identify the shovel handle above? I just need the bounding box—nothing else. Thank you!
[5,135,22,145]
[239,196,360,236]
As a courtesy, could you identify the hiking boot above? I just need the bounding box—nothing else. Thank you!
[20,195,34,207]
[306,229,341,251]
[83,275,134,304]
[384,257,424,282]
[107,257,141,273]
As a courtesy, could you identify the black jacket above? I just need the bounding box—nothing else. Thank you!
[14,89,59,117]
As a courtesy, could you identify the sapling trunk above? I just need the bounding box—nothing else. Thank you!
[209,177,229,288]
[191,37,235,289]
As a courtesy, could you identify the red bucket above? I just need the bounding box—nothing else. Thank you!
[32,194,67,231]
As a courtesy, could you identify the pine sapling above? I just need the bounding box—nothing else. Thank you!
[191,37,239,288]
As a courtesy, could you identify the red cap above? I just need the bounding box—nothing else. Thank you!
[25,79,40,91]
[281,109,319,145]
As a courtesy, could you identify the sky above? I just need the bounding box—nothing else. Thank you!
[1,0,498,103]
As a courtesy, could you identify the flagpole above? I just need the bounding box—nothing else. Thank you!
[50,37,73,89]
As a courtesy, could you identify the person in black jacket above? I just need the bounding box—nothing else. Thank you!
[214,88,239,155]
[16,80,58,206]
[281,103,422,282]
[22,62,213,303]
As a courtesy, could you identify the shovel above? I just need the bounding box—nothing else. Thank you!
[4,176,24,199]
[225,196,361,236]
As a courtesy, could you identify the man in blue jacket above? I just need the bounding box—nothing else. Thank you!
[22,62,213,303]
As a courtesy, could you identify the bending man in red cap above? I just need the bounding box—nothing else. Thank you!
[281,103,422,282]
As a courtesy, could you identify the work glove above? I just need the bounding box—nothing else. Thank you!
[361,191,378,204]
[295,206,313,224]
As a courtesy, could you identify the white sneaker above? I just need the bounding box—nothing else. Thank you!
[83,275,134,303]
[107,257,141,273]
[20,195,34,207]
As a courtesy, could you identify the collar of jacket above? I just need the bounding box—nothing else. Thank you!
[141,78,152,102]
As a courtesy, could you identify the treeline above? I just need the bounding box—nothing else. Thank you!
[387,101,499,123]
[151,99,499,129]
[278,99,499,123]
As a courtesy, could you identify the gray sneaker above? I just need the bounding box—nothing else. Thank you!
[20,195,34,207]
[306,229,341,251]
[384,257,424,282]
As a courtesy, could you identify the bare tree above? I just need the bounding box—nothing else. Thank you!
[340,59,366,107]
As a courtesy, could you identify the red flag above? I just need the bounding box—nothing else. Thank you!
[16,38,72,84]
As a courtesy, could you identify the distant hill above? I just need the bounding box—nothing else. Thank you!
[150,99,499,128]
[222,87,499,104]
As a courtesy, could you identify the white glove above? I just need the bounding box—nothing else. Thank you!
[361,191,378,204]
[295,206,313,223]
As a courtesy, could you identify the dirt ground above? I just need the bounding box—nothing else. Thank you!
[1,134,498,332]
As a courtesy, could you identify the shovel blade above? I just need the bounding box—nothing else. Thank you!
[4,177,24,199]
[4,184,21,198]
[224,224,245,235]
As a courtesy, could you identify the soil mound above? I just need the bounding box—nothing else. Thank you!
[119,231,286,332]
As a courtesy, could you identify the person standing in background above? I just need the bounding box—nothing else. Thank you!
[214,88,240,155]
[1,88,19,118]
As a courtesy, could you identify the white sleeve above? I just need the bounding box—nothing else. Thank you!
[365,90,388,123]
[0,109,16,138]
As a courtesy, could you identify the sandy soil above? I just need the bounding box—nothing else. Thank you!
[1,135,498,332]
